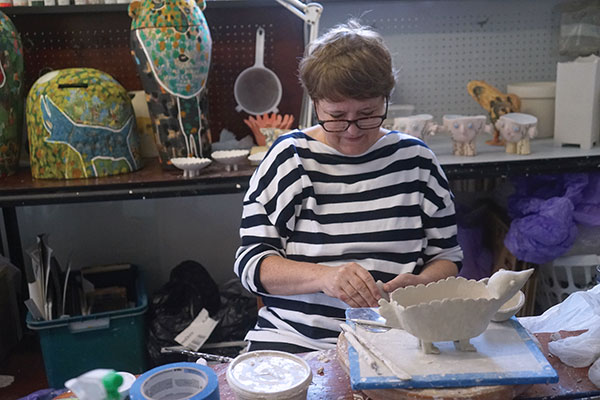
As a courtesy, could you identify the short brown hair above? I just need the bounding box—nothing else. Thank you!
[299,19,396,102]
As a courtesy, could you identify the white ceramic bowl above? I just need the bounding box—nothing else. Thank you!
[212,150,250,171]
[170,157,212,178]
[492,290,526,322]
[227,350,312,400]
[212,149,250,164]
[170,157,212,171]
[248,151,267,166]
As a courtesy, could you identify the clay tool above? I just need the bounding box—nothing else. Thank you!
[160,346,233,363]
[332,317,392,329]
[340,324,382,375]
[340,323,411,380]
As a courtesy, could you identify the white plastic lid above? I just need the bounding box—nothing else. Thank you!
[507,81,556,98]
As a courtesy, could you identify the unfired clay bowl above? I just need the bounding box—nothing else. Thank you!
[170,157,211,178]
[378,268,534,354]
[212,149,250,171]
[492,290,526,322]
[248,151,267,166]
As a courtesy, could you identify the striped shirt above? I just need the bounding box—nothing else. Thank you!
[234,130,463,350]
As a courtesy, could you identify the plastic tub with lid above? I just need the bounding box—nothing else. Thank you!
[227,350,312,400]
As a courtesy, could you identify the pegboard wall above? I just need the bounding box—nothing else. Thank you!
[319,0,564,120]
[6,4,304,142]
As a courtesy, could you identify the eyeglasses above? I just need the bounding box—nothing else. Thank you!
[316,99,388,133]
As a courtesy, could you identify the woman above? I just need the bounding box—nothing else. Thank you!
[234,20,463,353]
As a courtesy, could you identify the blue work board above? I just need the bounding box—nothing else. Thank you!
[345,308,558,390]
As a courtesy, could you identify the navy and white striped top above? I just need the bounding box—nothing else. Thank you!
[234,130,463,350]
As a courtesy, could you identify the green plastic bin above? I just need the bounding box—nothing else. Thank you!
[26,277,148,388]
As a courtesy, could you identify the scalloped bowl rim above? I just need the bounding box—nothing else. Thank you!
[211,150,250,165]
[248,151,267,164]
[170,157,212,171]
[211,149,250,159]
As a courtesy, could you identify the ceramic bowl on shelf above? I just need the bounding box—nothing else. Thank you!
[170,157,212,178]
[248,151,267,166]
[211,149,250,171]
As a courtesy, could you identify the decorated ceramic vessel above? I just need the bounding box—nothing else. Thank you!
[495,112,538,155]
[26,68,142,179]
[0,11,24,177]
[441,114,492,157]
[129,0,212,168]
[378,268,534,354]
[392,114,436,141]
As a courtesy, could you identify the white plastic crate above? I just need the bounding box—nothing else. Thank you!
[537,254,600,311]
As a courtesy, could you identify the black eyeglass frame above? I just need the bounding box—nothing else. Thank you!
[315,98,389,133]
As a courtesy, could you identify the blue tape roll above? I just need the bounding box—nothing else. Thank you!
[129,362,219,400]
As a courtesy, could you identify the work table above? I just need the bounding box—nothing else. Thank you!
[210,330,598,400]
[52,329,600,400]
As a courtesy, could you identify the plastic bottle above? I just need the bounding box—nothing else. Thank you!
[65,369,124,400]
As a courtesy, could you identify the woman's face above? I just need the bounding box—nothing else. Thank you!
[315,97,387,155]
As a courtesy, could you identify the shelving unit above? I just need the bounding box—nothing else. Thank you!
[3,2,305,140]
[1,0,598,304]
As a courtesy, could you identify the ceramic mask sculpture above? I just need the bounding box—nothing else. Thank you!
[441,114,491,156]
[496,112,538,155]
[129,0,212,168]
[378,268,534,354]
[0,11,24,177]
[26,68,142,179]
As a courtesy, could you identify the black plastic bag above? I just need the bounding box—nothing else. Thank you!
[147,260,221,366]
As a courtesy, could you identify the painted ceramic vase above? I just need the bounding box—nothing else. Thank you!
[26,68,142,179]
[0,11,24,177]
[129,0,212,168]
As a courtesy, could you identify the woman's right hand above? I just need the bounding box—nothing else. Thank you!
[321,263,382,308]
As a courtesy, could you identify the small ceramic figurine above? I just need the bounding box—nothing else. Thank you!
[467,80,521,146]
[378,268,534,354]
[26,68,142,179]
[129,0,212,168]
[441,114,492,156]
[392,114,436,141]
[0,11,24,177]
[495,112,537,155]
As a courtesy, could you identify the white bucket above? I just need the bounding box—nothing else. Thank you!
[227,350,312,400]
[506,81,556,139]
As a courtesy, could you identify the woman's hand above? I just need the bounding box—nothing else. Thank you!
[321,262,381,308]
[382,260,459,294]
[382,273,428,293]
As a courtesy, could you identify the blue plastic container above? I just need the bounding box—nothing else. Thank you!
[26,277,148,388]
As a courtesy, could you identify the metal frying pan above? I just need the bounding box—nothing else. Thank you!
[234,27,282,115]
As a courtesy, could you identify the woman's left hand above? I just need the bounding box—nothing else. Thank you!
[382,273,428,293]
[382,260,459,294]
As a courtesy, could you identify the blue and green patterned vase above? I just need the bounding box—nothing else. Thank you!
[26,68,142,179]
[129,0,212,168]
[0,11,24,177]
